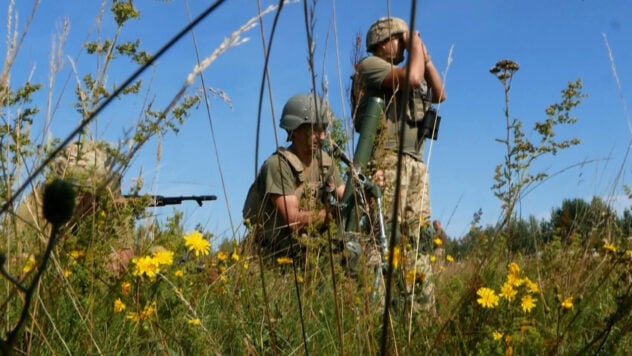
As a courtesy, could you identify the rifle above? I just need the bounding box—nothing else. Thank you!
[332,97,388,301]
[123,194,217,207]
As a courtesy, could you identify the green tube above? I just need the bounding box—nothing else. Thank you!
[353,97,384,170]
[341,97,384,205]
[340,97,385,234]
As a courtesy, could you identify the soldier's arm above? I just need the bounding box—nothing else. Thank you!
[271,194,326,232]
[382,31,425,90]
[424,58,447,103]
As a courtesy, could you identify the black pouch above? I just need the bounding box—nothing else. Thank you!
[419,108,441,141]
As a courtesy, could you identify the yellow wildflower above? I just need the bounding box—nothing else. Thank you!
[231,251,240,262]
[603,242,617,253]
[242,261,249,270]
[476,287,500,309]
[521,294,536,313]
[174,269,184,277]
[126,312,140,323]
[121,281,131,296]
[296,275,304,283]
[446,254,454,263]
[114,298,126,313]
[430,255,437,263]
[507,273,524,288]
[153,250,174,266]
[183,231,211,256]
[433,237,443,246]
[389,247,401,269]
[69,250,85,259]
[188,318,201,325]
[132,256,160,279]
[217,251,228,262]
[508,262,520,276]
[405,269,425,286]
[493,331,503,341]
[63,269,72,278]
[22,255,37,273]
[140,303,157,321]
[561,296,573,310]
[276,256,293,265]
[524,278,539,294]
[499,282,517,302]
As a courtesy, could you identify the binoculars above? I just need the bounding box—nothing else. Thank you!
[419,108,441,141]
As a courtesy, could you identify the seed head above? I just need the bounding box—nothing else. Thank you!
[43,179,76,226]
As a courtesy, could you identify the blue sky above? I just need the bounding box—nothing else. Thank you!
[3,0,631,241]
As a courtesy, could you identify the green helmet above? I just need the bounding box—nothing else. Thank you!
[366,17,408,52]
[280,94,332,131]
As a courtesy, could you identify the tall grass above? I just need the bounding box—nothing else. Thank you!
[1,1,632,355]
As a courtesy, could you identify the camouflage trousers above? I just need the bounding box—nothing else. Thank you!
[379,152,435,313]
[399,249,435,314]
[380,153,431,237]
[364,244,436,315]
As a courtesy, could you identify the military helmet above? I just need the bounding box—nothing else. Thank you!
[366,17,408,52]
[280,94,332,131]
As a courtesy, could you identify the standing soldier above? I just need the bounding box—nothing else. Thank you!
[351,17,447,313]
[243,94,346,262]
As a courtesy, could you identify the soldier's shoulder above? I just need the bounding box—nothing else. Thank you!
[358,55,388,69]
[261,148,298,172]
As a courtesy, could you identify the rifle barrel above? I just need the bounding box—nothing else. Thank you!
[123,194,217,207]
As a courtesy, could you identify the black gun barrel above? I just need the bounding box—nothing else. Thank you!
[123,194,217,207]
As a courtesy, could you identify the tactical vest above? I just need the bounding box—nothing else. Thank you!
[242,148,332,224]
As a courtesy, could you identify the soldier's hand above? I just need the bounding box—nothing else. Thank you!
[372,169,386,188]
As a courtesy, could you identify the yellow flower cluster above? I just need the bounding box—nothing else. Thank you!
[114,298,126,313]
[131,248,175,279]
[125,302,157,323]
[476,262,539,314]
[561,296,574,310]
[276,256,293,265]
[121,281,131,296]
[22,255,37,273]
[217,251,228,262]
[603,241,617,253]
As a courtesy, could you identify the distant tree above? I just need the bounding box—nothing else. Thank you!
[549,196,617,246]
[506,215,543,254]
[619,207,632,238]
